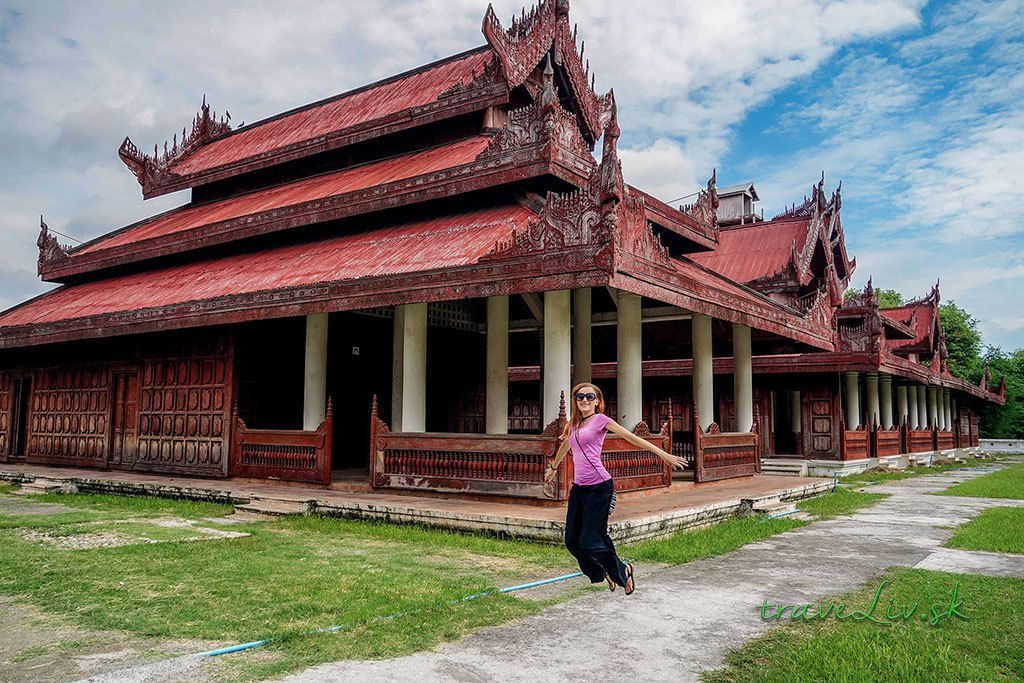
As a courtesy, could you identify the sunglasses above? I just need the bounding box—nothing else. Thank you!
[574,392,598,402]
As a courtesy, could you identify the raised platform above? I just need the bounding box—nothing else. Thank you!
[0,464,832,544]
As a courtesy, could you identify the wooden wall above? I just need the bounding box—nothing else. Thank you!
[0,331,232,477]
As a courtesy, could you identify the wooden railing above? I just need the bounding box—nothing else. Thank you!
[369,395,671,500]
[871,425,902,458]
[229,400,332,484]
[839,414,869,460]
[936,431,955,450]
[908,428,936,454]
[691,404,760,483]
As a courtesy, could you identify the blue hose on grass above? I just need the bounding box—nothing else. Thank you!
[193,569,587,657]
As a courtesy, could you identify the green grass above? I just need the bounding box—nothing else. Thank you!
[0,486,888,681]
[11,638,101,663]
[704,567,1024,683]
[0,493,574,682]
[945,507,1024,554]
[0,483,18,494]
[937,463,1024,499]
[796,487,888,520]
[628,516,805,564]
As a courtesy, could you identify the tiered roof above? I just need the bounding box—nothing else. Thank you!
[4,0,841,353]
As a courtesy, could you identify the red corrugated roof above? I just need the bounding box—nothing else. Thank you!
[883,301,937,349]
[170,49,494,177]
[689,219,808,283]
[78,136,493,255]
[1,203,534,328]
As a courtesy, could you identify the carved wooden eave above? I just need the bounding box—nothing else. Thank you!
[44,94,597,284]
[627,186,718,252]
[482,0,614,144]
[119,97,232,197]
[36,216,70,275]
[681,170,720,233]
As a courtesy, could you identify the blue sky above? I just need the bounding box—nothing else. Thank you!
[0,0,1021,351]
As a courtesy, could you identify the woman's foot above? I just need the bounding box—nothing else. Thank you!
[605,574,616,592]
[623,563,635,595]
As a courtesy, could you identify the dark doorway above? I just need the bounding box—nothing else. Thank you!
[771,390,801,455]
[10,377,31,458]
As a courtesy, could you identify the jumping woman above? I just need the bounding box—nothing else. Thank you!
[544,382,686,595]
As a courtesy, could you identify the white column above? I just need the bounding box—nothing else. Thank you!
[573,288,592,386]
[692,313,714,431]
[392,303,427,432]
[616,291,642,428]
[790,390,802,432]
[879,373,893,429]
[896,384,909,426]
[844,371,860,430]
[732,323,753,433]
[943,389,952,432]
[486,296,509,435]
[543,290,571,425]
[927,387,939,430]
[865,371,880,429]
[908,386,919,430]
[917,385,929,429]
[303,313,329,431]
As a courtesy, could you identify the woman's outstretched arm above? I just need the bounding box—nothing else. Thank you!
[543,438,571,482]
[604,419,686,470]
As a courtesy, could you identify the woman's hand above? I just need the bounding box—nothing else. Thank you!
[544,466,557,482]
[663,453,686,470]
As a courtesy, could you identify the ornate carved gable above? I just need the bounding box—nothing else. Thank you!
[37,216,70,274]
[681,170,719,232]
[118,97,232,189]
[483,94,646,264]
[482,0,614,143]
[480,55,593,163]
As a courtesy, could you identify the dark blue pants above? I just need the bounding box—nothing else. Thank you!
[564,479,628,587]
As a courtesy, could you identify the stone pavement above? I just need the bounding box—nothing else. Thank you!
[272,459,1024,683]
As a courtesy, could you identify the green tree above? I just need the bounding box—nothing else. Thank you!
[981,347,1023,439]
[939,300,984,382]
[844,286,905,308]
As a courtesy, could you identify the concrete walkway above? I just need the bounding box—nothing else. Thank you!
[274,460,1024,683]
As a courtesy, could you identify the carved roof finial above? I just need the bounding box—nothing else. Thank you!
[37,214,70,273]
[541,54,556,110]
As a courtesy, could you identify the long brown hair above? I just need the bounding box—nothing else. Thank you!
[560,382,606,439]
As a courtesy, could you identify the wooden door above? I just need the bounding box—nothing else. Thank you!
[110,370,139,467]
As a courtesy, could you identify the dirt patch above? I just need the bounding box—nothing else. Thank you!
[18,517,250,550]
[0,496,74,517]
[0,596,227,683]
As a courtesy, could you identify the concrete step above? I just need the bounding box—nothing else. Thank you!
[234,497,310,516]
[12,478,71,495]
[760,459,808,477]
[752,500,799,517]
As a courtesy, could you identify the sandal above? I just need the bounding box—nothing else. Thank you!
[623,563,635,595]
[605,574,616,592]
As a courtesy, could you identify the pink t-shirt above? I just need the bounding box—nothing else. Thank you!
[569,412,612,485]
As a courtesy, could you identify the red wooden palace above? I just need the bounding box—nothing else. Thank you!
[0,1,1004,499]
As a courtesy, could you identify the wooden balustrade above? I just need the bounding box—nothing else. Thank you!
[691,403,760,483]
[872,425,902,458]
[936,431,955,450]
[908,429,936,454]
[229,400,332,484]
[368,396,671,500]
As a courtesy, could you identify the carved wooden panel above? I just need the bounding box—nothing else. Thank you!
[26,366,109,466]
[135,336,232,476]
[508,396,541,432]
[0,373,10,461]
[806,387,836,456]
